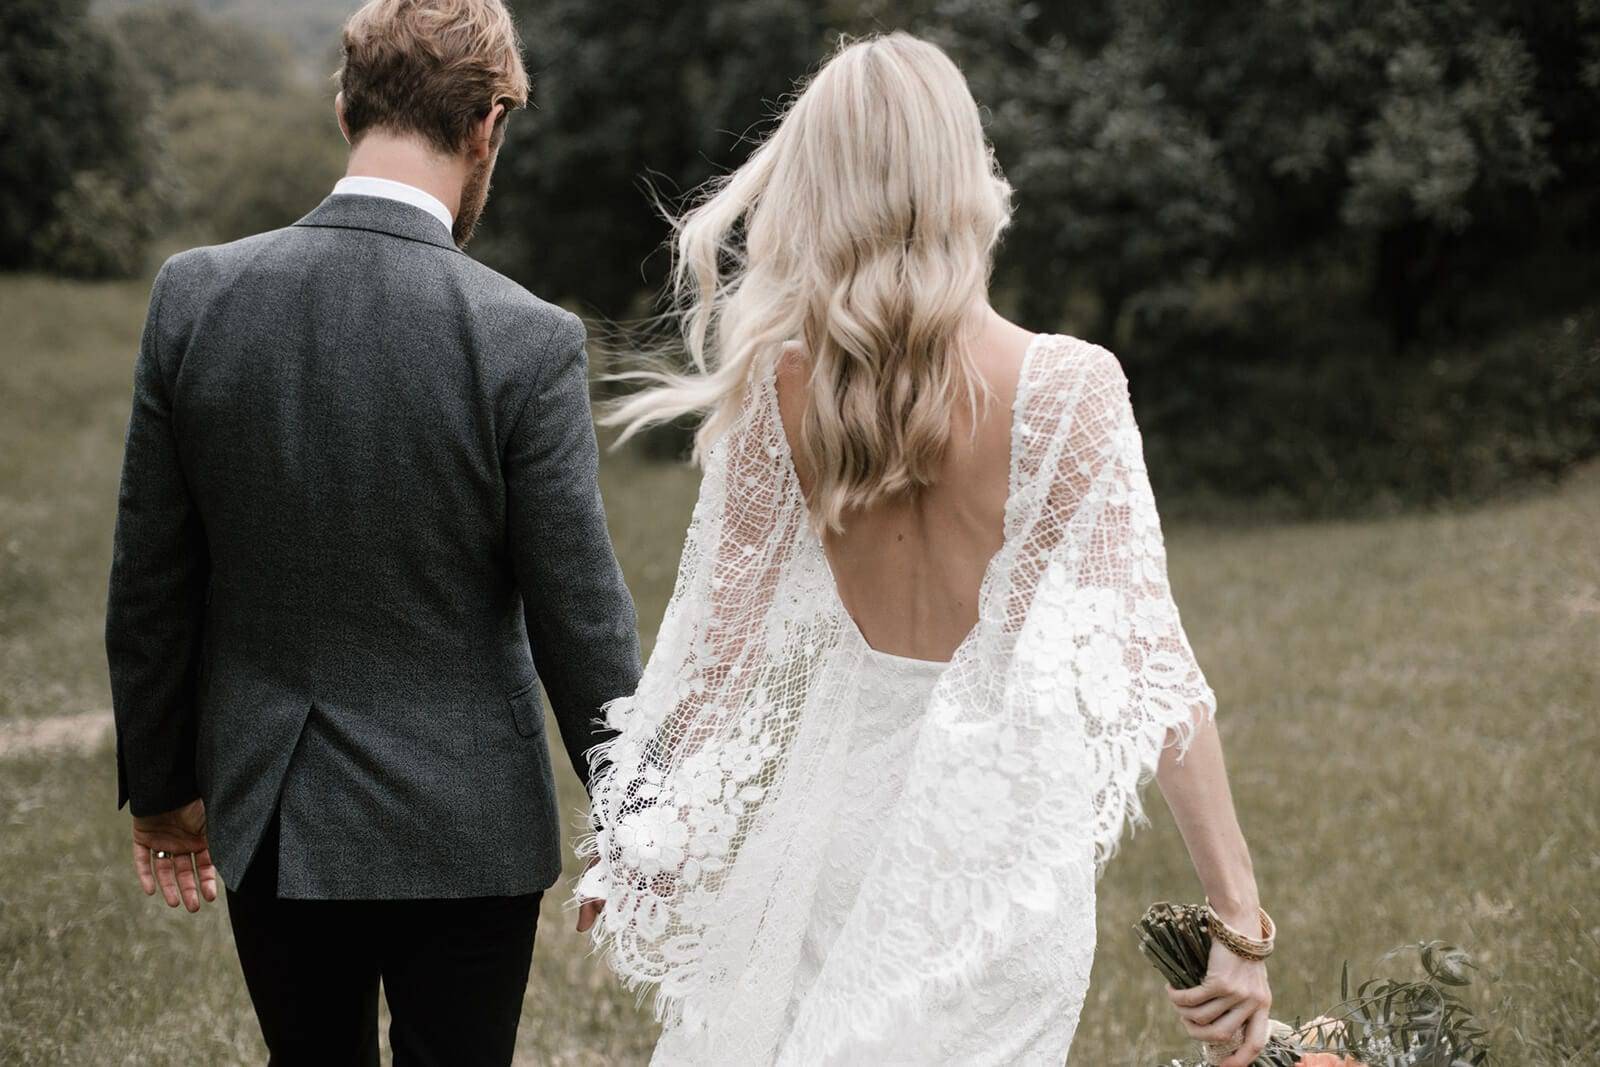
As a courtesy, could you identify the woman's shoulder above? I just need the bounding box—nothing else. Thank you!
[1016,333,1131,433]
[1023,332,1125,387]
[772,343,808,433]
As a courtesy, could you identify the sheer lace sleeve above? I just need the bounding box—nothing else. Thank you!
[1024,342,1217,865]
[578,369,812,1008]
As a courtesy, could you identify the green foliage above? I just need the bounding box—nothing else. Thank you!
[485,0,846,314]
[93,2,346,247]
[1296,943,1493,1066]
[1133,283,1600,517]
[0,0,319,276]
[488,0,1594,353]
[934,0,1582,347]
[478,0,1599,508]
[96,0,354,81]
[929,1,1236,330]
[0,0,156,276]
[13,0,1595,511]
[1343,31,1553,238]
[107,1,293,98]
[160,86,346,244]
[31,171,156,280]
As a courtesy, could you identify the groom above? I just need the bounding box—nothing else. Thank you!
[104,0,640,1062]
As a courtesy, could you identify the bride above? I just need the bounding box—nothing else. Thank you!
[575,32,1271,1066]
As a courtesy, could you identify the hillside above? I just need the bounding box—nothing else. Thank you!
[94,0,358,81]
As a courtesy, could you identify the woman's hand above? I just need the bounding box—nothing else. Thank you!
[1166,940,1272,1067]
[575,855,606,933]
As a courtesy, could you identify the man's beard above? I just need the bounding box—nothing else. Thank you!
[453,156,494,248]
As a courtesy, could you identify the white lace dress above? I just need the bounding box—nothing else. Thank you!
[578,335,1214,1065]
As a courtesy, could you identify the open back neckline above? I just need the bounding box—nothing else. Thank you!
[765,332,1052,668]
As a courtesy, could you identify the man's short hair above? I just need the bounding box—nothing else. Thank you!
[338,0,530,155]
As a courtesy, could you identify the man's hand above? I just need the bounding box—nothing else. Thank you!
[131,797,217,912]
[575,855,605,933]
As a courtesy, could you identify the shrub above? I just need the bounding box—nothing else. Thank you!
[0,0,155,273]
[1132,293,1600,518]
[161,86,347,244]
[31,171,154,279]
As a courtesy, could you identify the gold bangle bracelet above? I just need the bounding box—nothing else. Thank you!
[1203,903,1275,962]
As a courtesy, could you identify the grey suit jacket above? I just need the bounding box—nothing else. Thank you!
[106,194,641,899]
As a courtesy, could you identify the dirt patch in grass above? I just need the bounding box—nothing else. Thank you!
[0,710,111,758]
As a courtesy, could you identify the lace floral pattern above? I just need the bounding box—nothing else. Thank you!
[578,335,1216,1063]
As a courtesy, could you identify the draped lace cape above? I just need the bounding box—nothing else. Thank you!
[577,334,1216,1061]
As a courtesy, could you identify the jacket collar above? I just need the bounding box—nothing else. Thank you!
[294,194,459,251]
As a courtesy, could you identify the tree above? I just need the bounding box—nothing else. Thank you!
[0,0,156,276]
[108,1,293,99]
[927,0,1236,336]
[486,0,887,317]
[96,0,348,82]
[479,0,1592,354]
[934,0,1577,351]
[1147,0,1564,349]
[161,86,347,244]
[104,2,343,247]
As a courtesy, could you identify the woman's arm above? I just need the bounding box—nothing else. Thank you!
[1157,715,1259,925]
[1041,342,1271,1063]
[1157,716,1273,1067]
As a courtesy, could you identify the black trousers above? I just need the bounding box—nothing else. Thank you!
[225,810,543,1067]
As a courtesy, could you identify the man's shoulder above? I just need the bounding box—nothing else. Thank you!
[442,259,586,395]
[164,225,295,271]
[154,230,585,387]
[154,228,296,305]
[142,235,259,340]
[449,256,582,345]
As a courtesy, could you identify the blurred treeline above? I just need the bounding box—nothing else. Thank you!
[4,0,1598,514]
[1,0,346,278]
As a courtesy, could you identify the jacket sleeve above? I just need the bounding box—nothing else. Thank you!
[504,312,642,790]
[106,259,211,816]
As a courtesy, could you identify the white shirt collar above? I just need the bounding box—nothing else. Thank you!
[332,176,454,237]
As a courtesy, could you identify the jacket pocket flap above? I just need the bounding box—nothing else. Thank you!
[507,682,543,738]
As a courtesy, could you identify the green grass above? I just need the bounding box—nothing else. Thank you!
[1,273,1596,1064]
[0,277,153,724]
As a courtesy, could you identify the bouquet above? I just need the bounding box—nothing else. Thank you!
[1137,902,1491,1067]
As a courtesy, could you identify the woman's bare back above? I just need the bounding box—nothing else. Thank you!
[775,312,1040,662]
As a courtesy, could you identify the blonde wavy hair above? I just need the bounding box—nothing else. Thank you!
[608,32,1013,533]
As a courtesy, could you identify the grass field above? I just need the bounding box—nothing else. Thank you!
[1,273,1596,1065]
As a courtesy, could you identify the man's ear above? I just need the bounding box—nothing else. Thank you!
[470,102,507,161]
[335,91,352,145]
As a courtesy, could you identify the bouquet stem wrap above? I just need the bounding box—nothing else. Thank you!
[1137,903,1249,1063]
